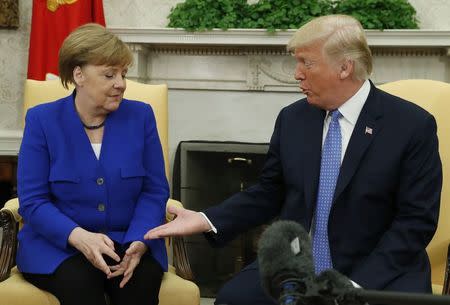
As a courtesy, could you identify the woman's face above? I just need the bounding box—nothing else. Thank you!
[74,64,128,114]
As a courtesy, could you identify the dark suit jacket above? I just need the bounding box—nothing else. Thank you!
[205,82,442,292]
[17,93,169,274]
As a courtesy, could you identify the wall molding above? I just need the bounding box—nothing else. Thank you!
[110,28,450,48]
[109,28,450,92]
[0,130,22,156]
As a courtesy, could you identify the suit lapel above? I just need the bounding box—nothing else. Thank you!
[63,91,102,163]
[333,83,384,201]
[303,105,326,217]
[98,101,121,164]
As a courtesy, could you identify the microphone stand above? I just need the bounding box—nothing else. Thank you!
[350,289,450,305]
[276,276,450,305]
[307,278,450,305]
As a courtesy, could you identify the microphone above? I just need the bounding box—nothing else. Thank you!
[258,220,450,305]
[257,220,316,305]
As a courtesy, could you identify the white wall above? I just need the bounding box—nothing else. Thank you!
[410,0,450,29]
[0,0,32,129]
[168,89,298,151]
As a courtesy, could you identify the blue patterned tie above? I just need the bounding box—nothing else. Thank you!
[313,110,342,274]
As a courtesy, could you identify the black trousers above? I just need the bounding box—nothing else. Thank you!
[22,243,164,305]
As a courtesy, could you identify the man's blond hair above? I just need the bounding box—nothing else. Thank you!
[287,15,372,81]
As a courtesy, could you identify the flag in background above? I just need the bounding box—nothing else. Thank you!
[27,0,105,80]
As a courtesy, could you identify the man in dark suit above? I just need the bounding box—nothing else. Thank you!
[145,14,442,305]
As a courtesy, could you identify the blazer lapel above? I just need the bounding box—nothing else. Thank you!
[333,83,384,201]
[98,101,121,164]
[303,105,326,221]
[62,92,101,163]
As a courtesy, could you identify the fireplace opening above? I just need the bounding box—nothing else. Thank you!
[173,141,269,297]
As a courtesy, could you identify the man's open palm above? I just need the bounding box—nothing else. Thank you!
[144,205,211,239]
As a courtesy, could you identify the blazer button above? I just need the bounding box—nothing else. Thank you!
[98,203,105,212]
[97,177,104,185]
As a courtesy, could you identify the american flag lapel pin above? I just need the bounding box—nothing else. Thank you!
[365,126,373,135]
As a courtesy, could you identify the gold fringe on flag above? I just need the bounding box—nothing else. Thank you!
[47,0,78,12]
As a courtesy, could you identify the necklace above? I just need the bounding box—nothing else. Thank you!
[82,120,105,130]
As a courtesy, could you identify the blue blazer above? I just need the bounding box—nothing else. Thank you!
[205,82,442,292]
[17,93,170,274]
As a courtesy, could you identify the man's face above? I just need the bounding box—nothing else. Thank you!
[293,42,341,110]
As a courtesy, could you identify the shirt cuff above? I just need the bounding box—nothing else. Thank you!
[199,212,217,234]
[351,280,362,288]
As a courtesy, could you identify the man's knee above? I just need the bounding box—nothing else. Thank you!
[215,279,239,305]
[214,266,276,305]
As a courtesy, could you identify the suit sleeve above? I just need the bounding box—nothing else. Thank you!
[204,109,286,247]
[123,105,169,247]
[18,109,79,250]
[350,113,442,290]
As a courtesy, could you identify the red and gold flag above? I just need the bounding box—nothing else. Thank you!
[27,0,105,80]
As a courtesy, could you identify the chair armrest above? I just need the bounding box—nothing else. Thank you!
[444,243,450,295]
[0,198,19,282]
[166,198,182,222]
[166,199,194,281]
[3,198,20,223]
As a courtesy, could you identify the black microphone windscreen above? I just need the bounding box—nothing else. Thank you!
[258,220,315,300]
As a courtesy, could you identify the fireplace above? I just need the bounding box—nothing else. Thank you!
[173,141,269,297]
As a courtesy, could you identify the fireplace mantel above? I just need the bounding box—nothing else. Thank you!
[110,28,450,47]
[0,130,22,156]
[109,28,450,91]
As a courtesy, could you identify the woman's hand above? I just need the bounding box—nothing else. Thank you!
[68,227,120,275]
[108,241,147,288]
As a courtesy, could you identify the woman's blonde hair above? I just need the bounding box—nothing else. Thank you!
[58,23,133,89]
[287,15,372,81]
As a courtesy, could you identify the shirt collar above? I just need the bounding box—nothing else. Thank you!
[333,79,371,125]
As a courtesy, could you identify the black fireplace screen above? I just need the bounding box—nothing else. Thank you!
[172,141,269,297]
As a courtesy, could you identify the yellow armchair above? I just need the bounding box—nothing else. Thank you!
[378,79,450,295]
[0,79,199,305]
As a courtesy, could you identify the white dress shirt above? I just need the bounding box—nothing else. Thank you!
[323,79,371,163]
[91,143,102,160]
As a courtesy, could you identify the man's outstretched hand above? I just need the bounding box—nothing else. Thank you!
[144,205,212,240]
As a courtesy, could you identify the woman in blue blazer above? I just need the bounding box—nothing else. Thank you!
[17,24,169,305]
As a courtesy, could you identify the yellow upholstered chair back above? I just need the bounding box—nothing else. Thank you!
[23,79,170,179]
[378,79,450,292]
